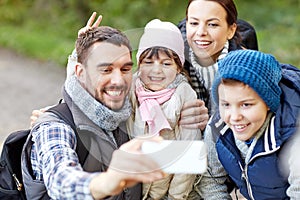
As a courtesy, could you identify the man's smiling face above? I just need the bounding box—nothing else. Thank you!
[77,42,133,111]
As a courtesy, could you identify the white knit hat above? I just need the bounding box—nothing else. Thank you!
[136,19,185,65]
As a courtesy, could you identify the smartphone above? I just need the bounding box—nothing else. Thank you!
[141,140,207,174]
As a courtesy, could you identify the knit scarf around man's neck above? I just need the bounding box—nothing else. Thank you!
[64,75,131,131]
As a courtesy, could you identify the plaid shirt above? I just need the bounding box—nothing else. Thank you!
[30,120,99,199]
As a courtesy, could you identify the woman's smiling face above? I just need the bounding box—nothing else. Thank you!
[186,0,236,66]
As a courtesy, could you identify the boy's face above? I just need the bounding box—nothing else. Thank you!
[139,50,178,91]
[218,81,269,141]
[76,42,133,111]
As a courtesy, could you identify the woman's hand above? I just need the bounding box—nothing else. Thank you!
[179,99,209,131]
[30,105,54,128]
[77,12,102,37]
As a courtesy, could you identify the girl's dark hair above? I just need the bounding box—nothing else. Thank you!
[186,0,241,46]
[139,47,192,83]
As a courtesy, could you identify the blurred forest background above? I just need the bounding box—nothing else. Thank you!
[0,0,299,67]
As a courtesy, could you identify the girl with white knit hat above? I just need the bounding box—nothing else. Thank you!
[126,18,202,200]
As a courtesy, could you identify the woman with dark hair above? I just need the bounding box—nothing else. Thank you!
[178,0,258,116]
[177,1,258,199]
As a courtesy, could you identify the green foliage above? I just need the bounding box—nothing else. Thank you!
[235,0,300,66]
[0,0,299,67]
[0,24,75,65]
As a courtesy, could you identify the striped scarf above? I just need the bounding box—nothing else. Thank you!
[188,41,229,115]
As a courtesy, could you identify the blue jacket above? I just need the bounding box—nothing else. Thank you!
[214,64,300,199]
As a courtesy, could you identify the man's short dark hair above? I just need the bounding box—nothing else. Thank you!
[76,26,132,65]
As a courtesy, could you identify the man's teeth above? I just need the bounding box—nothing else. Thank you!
[107,91,121,96]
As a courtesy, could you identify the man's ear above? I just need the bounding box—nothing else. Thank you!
[75,63,85,80]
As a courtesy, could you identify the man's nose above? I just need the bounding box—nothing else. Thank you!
[110,70,124,85]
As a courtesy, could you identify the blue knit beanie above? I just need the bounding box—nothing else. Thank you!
[212,50,282,112]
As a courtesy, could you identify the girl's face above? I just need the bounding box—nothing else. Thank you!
[186,0,236,66]
[218,81,269,141]
[139,50,179,91]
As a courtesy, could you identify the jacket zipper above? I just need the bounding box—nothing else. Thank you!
[239,147,280,200]
[239,162,255,200]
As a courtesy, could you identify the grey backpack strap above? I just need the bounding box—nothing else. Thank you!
[21,130,50,200]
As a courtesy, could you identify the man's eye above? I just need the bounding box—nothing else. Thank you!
[99,68,111,73]
[122,67,132,72]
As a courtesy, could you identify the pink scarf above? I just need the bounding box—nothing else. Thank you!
[135,78,175,135]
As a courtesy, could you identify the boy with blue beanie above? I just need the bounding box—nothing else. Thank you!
[198,49,300,199]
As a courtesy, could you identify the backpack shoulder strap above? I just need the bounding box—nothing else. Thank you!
[281,63,300,91]
[46,103,75,130]
[46,103,89,165]
[236,19,259,50]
